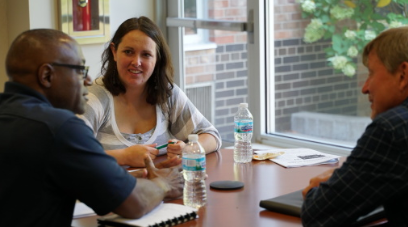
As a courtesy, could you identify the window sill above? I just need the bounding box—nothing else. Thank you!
[259,134,353,157]
[184,42,217,52]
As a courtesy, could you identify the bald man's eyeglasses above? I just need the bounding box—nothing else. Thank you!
[51,63,89,79]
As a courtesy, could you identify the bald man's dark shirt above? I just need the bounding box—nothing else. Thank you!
[0,82,136,227]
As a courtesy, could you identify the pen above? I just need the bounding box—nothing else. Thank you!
[156,141,176,150]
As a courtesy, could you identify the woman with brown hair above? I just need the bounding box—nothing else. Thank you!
[79,17,221,167]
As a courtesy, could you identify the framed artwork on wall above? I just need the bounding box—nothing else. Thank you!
[58,0,110,45]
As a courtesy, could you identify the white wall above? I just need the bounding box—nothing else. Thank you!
[7,0,30,44]
[29,0,57,29]
[86,0,155,79]
[0,0,32,91]
[0,0,155,92]
[0,0,9,91]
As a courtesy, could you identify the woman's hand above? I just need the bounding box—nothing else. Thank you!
[155,155,182,169]
[166,140,185,159]
[127,155,181,178]
[107,144,159,168]
[123,144,159,167]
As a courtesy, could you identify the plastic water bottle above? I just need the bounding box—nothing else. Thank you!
[234,103,253,163]
[182,134,207,208]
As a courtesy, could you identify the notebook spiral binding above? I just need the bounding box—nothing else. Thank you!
[97,211,198,227]
[149,212,198,227]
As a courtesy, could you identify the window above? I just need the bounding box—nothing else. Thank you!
[165,0,380,155]
[261,1,406,156]
[166,0,249,144]
[183,0,207,45]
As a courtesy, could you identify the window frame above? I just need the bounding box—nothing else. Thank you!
[183,0,207,45]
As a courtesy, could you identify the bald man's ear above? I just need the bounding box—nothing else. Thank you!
[37,64,53,88]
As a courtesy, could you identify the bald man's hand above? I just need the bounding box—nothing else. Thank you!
[145,156,184,200]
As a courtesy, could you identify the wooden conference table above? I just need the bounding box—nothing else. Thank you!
[72,149,380,227]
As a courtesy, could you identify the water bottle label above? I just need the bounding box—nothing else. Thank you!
[234,120,253,133]
[182,156,206,171]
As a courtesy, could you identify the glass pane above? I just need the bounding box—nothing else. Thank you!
[184,0,197,34]
[184,0,197,17]
[183,0,248,144]
[183,0,247,21]
[270,1,403,148]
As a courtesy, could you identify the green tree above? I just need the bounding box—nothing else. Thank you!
[298,0,408,76]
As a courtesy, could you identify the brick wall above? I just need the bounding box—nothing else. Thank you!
[184,40,248,142]
[274,38,361,132]
[213,40,248,141]
[185,1,249,142]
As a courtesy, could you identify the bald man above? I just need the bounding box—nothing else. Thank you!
[0,29,183,227]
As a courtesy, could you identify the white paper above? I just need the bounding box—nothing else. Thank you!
[255,148,340,168]
[99,203,198,226]
[73,201,95,219]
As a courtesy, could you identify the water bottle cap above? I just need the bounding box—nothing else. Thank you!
[239,103,248,108]
[188,134,199,142]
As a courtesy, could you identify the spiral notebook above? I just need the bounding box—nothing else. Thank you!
[260,189,385,227]
[97,203,198,227]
